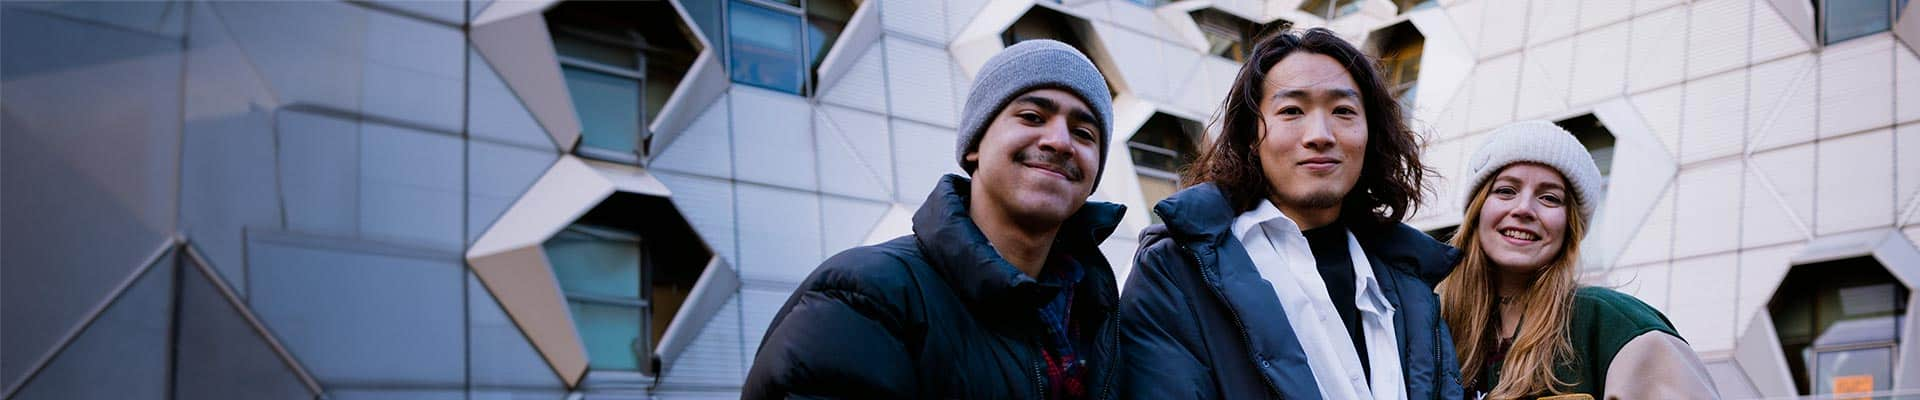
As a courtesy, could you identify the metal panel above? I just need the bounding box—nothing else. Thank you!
[175,251,323,399]
[246,232,468,387]
[7,254,172,400]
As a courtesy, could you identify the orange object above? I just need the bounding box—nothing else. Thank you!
[1832,374,1874,399]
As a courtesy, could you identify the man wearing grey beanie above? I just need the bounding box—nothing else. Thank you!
[746,39,1126,400]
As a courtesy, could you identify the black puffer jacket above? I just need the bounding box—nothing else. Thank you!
[744,174,1126,399]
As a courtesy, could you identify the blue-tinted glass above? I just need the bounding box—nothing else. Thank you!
[545,228,642,299]
[568,301,645,371]
[1125,0,1170,7]
[1823,0,1895,44]
[562,66,642,154]
[728,0,804,94]
[805,19,842,72]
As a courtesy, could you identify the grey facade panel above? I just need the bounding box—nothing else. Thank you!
[245,233,467,388]
[361,11,465,133]
[358,122,465,251]
[211,1,369,111]
[467,140,562,244]
[468,45,561,152]
[276,110,362,238]
[181,0,285,296]
[175,260,320,400]
[0,5,182,387]
[8,261,173,400]
[467,273,568,391]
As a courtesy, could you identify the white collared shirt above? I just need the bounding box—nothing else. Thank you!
[1231,201,1406,400]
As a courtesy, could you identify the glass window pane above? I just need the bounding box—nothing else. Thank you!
[728,0,804,94]
[568,301,645,371]
[1812,346,1893,394]
[1823,0,1894,44]
[545,227,643,299]
[553,32,638,70]
[561,66,642,154]
[1139,175,1178,224]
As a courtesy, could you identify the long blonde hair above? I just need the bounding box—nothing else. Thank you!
[1436,176,1589,399]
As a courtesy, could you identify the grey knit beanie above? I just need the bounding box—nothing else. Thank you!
[956,39,1114,191]
[1461,120,1606,221]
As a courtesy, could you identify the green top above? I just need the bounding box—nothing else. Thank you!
[1479,286,1683,398]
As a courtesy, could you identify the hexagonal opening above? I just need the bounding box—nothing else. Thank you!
[1554,113,1617,192]
[1393,0,1437,14]
[1767,256,1908,395]
[1365,20,1423,110]
[1190,8,1289,63]
[1000,5,1119,97]
[545,1,700,163]
[540,191,711,378]
[1127,112,1204,223]
[1299,0,1363,19]
[720,0,857,96]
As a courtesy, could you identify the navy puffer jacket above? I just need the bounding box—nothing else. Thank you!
[1116,183,1465,399]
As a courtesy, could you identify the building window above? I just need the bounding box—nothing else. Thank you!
[1554,114,1615,194]
[1299,0,1363,19]
[1815,0,1910,45]
[1125,0,1171,8]
[1394,0,1437,14]
[1000,6,1119,97]
[726,0,853,96]
[543,193,712,376]
[1191,9,1284,63]
[547,2,697,163]
[1769,256,1908,396]
[1371,21,1424,110]
[1128,113,1203,223]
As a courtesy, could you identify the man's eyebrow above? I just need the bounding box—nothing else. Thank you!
[1066,107,1097,127]
[1011,95,1058,113]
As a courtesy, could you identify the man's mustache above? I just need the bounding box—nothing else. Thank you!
[1013,148,1085,182]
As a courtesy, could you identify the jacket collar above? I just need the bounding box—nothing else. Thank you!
[1156,182,1461,287]
[911,174,1126,313]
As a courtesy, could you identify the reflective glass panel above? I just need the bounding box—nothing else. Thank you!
[568,301,645,371]
[729,0,804,94]
[1822,0,1895,45]
[561,66,642,154]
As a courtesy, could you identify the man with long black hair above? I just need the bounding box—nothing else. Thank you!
[1118,28,1464,400]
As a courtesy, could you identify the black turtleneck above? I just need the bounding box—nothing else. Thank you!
[1302,219,1369,381]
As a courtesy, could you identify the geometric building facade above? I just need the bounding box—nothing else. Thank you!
[1,0,1915,399]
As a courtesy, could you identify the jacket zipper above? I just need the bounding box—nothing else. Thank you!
[1032,356,1047,399]
[1189,244,1286,399]
[1098,308,1120,400]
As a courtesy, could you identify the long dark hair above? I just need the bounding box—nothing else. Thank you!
[1183,27,1430,226]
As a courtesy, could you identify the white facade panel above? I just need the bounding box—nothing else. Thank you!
[1749,1,1812,64]
[734,185,824,284]
[1816,129,1896,234]
[821,196,891,256]
[1512,38,1572,120]
[1735,244,1800,334]
[1446,0,1487,55]
[1672,159,1743,259]
[890,118,962,205]
[653,94,735,179]
[1602,261,1671,312]
[1897,46,1920,124]
[1568,22,1630,106]
[1629,84,1683,160]
[740,287,796,361]
[884,37,959,128]
[731,87,818,191]
[1685,0,1750,80]
[1102,24,1171,103]
[1577,0,1630,30]
[1474,0,1526,58]
[1745,53,1817,152]
[819,41,891,114]
[815,105,895,202]
[1634,0,1684,16]
[881,0,948,43]
[1466,52,1520,132]
[467,48,556,152]
[1900,123,1920,223]
[1614,187,1675,267]
[1817,36,1896,138]
[1744,145,1816,247]
[1668,253,1739,353]
[1626,6,1688,93]
[1680,69,1748,165]
[1523,0,1577,46]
